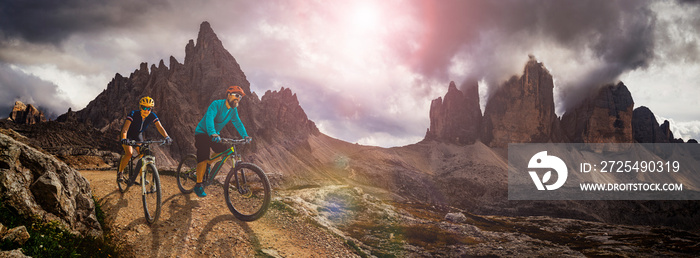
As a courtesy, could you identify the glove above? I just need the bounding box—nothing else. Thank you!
[164,136,173,144]
[121,138,129,145]
[211,134,221,143]
[244,136,252,143]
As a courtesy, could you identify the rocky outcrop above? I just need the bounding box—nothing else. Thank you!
[660,120,685,143]
[632,106,667,143]
[561,82,634,143]
[425,81,481,145]
[8,101,46,125]
[481,57,557,147]
[256,87,320,142]
[56,108,77,123]
[0,133,102,238]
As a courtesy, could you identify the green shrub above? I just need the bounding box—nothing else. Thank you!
[0,196,119,257]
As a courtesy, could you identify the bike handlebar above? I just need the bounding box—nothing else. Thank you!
[220,138,251,145]
[124,139,170,146]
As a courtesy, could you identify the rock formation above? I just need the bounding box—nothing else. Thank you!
[424,81,481,145]
[256,87,320,142]
[481,57,557,147]
[56,108,77,123]
[8,101,46,125]
[632,106,668,143]
[660,120,685,143]
[561,82,634,143]
[0,133,102,238]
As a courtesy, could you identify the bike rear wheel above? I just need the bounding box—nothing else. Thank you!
[177,154,198,194]
[142,163,162,224]
[224,163,271,221]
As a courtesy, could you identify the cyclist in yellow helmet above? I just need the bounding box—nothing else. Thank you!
[117,96,173,178]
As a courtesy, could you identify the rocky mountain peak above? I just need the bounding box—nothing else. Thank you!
[660,120,685,143]
[8,100,47,125]
[481,58,556,147]
[257,87,320,142]
[425,81,481,145]
[195,21,222,49]
[632,106,667,143]
[561,82,635,143]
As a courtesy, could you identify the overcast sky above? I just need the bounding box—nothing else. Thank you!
[1,0,699,147]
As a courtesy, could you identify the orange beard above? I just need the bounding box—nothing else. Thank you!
[141,110,150,119]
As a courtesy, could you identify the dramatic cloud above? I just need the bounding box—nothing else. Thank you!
[0,63,73,118]
[0,0,167,45]
[0,0,699,146]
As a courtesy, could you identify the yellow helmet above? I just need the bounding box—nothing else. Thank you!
[139,96,155,107]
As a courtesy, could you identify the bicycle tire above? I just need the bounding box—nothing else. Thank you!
[224,162,271,221]
[142,163,162,224]
[177,154,198,194]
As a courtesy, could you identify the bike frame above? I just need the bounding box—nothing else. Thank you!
[126,141,162,194]
[204,146,240,185]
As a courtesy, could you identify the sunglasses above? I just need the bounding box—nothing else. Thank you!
[140,105,152,111]
[228,92,243,98]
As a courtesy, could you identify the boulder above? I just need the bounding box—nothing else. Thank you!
[0,248,28,258]
[481,57,557,147]
[425,81,481,145]
[1,226,30,246]
[445,212,467,223]
[0,133,102,239]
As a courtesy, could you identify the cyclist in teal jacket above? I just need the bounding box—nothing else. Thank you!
[193,85,251,197]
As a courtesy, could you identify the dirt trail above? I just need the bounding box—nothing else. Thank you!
[82,170,358,257]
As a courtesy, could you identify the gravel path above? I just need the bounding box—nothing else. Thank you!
[82,170,358,257]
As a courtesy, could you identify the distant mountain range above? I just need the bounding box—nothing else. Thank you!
[2,21,698,230]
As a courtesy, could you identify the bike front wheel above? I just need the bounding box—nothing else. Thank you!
[142,163,162,224]
[224,163,271,221]
[177,154,198,194]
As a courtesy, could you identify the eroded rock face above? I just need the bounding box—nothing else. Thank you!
[561,82,634,143]
[257,87,320,142]
[8,101,46,125]
[0,133,102,238]
[660,120,685,143]
[481,58,557,147]
[632,106,667,143]
[425,81,481,145]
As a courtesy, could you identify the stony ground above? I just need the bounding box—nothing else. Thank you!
[82,170,700,257]
[82,170,357,257]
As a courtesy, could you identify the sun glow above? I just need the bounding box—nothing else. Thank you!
[350,3,381,34]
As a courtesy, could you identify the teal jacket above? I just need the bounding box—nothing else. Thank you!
[195,100,248,138]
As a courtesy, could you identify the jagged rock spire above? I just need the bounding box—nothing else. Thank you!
[425,81,481,145]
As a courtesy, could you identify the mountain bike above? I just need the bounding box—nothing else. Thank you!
[176,138,271,221]
[116,139,169,224]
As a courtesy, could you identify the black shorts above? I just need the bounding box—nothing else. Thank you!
[195,134,228,163]
[126,132,143,141]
